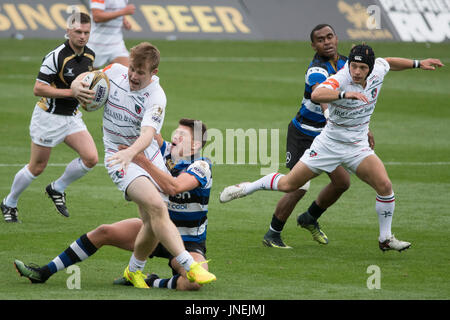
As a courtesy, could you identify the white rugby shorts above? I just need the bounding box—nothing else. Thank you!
[29,105,87,147]
[105,147,169,202]
[300,133,375,174]
[91,41,129,69]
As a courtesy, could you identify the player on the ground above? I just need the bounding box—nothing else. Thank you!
[88,0,135,69]
[262,24,363,248]
[85,42,215,288]
[220,44,443,252]
[1,12,97,222]
[14,119,213,291]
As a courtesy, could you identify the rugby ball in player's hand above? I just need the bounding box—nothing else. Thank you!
[80,71,110,112]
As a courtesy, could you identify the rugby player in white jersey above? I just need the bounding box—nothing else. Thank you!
[14,119,213,291]
[88,0,135,68]
[72,42,215,288]
[220,44,443,252]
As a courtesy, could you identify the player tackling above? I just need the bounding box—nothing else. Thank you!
[220,44,443,252]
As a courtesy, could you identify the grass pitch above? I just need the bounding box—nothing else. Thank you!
[0,38,449,301]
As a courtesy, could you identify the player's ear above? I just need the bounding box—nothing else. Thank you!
[151,68,158,76]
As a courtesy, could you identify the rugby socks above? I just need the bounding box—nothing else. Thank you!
[4,165,36,208]
[149,274,180,290]
[128,253,147,273]
[376,193,395,242]
[53,158,91,193]
[269,214,286,233]
[307,201,326,221]
[41,234,98,280]
[245,173,284,195]
[175,250,195,272]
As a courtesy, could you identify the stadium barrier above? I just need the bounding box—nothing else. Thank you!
[0,0,448,42]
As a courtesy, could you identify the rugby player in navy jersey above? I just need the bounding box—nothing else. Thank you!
[260,24,374,248]
[14,119,213,291]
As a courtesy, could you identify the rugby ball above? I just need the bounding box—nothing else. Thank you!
[80,71,110,112]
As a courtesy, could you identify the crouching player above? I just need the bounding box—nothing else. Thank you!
[14,119,213,291]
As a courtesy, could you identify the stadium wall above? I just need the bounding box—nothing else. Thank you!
[0,0,449,42]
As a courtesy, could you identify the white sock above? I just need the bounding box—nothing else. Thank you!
[376,193,395,242]
[175,250,195,272]
[53,158,91,193]
[245,173,284,195]
[128,253,147,272]
[5,165,36,208]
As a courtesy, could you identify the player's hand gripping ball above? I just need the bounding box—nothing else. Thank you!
[80,71,110,112]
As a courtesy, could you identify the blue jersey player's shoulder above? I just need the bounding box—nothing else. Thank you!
[186,158,212,188]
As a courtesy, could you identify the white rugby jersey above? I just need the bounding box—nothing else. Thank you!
[88,0,128,46]
[318,58,390,143]
[102,63,167,158]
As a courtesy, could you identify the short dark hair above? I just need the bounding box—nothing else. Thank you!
[179,118,207,148]
[68,12,91,27]
[310,24,336,42]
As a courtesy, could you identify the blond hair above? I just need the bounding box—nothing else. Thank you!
[130,42,160,72]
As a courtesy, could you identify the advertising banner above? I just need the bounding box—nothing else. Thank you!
[0,0,448,42]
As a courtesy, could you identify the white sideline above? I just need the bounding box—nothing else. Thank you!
[0,162,449,167]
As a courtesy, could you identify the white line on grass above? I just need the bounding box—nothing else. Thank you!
[0,162,449,167]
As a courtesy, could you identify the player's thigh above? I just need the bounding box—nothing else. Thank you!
[65,130,98,167]
[127,176,167,213]
[87,218,142,250]
[328,165,351,190]
[281,160,318,191]
[355,154,392,195]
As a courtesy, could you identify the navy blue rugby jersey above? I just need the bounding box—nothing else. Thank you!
[292,53,347,137]
[160,141,212,243]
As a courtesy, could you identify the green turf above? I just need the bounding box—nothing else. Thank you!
[0,38,449,300]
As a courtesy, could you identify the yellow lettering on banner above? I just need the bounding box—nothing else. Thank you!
[141,5,175,32]
[50,4,89,29]
[18,4,56,30]
[215,6,250,33]
[125,15,142,32]
[0,10,11,31]
[3,4,27,30]
[167,5,199,32]
[191,6,222,32]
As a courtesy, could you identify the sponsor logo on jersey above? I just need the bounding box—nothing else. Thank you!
[371,87,378,98]
[135,104,142,114]
[64,68,75,77]
[309,150,318,157]
[115,169,125,179]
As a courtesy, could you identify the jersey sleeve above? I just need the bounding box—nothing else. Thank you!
[318,67,351,91]
[305,66,329,87]
[374,58,390,77]
[36,52,58,85]
[90,0,106,10]
[186,160,212,188]
[141,101,166,134]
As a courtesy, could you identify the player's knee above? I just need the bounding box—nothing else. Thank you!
[28,162,47,176]
[82,154,98,168]
[94,224,114,244]
[376,179,393,195]
[333,179,350,193]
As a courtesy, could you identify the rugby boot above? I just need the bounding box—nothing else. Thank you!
[297,211,329,244]
[379,235,411,252]
[262,229,292,249]
[46,183,69,217]
[1,199,20,223]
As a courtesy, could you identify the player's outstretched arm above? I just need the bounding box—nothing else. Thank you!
[385,57,444,71]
